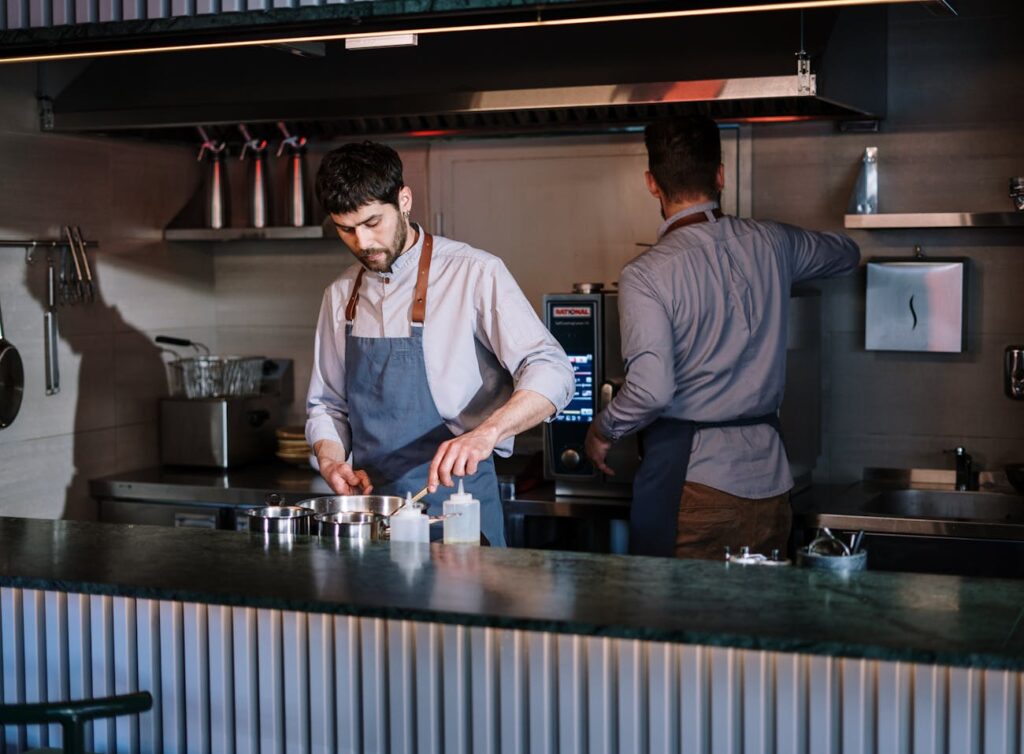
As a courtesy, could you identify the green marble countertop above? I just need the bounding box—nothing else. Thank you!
[1,516,1022,670]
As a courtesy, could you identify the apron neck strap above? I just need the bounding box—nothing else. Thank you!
[663,207,723,237]
[411,232,433,325]
[345,268,365,323]
[344,232,434,325]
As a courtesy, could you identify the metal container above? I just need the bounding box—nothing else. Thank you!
[296,495,405,518]
[160,395,279,468]
[796,548,868,573]
[1006,345,1024,400]
[316,512,384,541]
[245,505,313,535]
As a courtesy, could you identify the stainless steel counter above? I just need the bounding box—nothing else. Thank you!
[90,464,632,549]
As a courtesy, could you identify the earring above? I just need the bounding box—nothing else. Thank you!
[402,209,410,220]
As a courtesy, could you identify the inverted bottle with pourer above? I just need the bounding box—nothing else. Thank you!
[197,126,229,229]
[238,124,271,229]
[443,480,481,545]
[277,122,310,227]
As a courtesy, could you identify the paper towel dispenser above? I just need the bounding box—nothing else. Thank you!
[865,259,967,353]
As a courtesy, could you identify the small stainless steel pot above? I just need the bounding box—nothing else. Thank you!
[296,495,405,518]
[316,511,384,541]
[246,505,313,535]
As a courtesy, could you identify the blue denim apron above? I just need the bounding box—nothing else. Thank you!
[343,232,506,546]
[627,208,781,557]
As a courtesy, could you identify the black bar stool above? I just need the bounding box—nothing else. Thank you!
[0,691,152,754]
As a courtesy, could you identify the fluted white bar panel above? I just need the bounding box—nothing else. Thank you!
[256,608,284,754]
[442,624,470,754]
[89,595,114,753]
[112,595,139,754]
[0,588,1023,754]
[134,599,161,753]
[282,611,310,754]
[158,600,185,753]
[414,622,442,752]
[43,591,68,748]
[22,590,46,750]
[207,604,235,754]
[232,607,259,754]
[307,613,335,754]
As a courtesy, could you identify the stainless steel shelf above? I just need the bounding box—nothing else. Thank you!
[164,226,328,242]
[844,212,1024,229]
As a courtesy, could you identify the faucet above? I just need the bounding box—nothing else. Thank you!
[948,446,974,491]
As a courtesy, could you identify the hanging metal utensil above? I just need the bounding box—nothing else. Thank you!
[72,226,95,304]
[44,253,60,395]
[62,226,84,304]
[0,292,25,428]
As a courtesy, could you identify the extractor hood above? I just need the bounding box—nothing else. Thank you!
[39,4,908,140]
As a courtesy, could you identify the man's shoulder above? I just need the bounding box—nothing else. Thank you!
[432,235,505,272]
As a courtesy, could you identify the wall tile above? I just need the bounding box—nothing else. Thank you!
[213,247,346,328]
[0,332,116,446]
[214,325,315,424]
[0,76,217,518]
[0,428,118,519]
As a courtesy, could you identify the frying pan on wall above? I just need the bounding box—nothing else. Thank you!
[0,293,24,428]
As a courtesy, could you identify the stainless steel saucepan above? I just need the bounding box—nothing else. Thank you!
[316,512,384,541]
[0,292,24,429]
[246,505,314,535]
[293,494,406,518]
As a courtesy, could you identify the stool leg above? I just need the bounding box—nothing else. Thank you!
[62,718,86,754]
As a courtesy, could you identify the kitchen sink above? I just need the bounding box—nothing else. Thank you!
[863,488,1024,522]
[793,476,1024,577]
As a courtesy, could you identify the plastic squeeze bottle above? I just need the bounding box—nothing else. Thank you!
[443,481,480,545]
[389,494,430,543]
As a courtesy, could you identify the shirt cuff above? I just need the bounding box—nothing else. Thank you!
[305,417,348,458]
[596,410,623,442]
[513,369,574,418]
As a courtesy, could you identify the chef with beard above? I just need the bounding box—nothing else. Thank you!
[306,141,575,546]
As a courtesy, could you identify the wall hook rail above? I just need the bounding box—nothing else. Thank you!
[0,238,99,264]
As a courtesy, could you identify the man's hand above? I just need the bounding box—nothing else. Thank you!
[313,440,373,494]
[427,426,499,492]
[584,422,615,476]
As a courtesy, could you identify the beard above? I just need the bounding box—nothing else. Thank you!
[355,217,409,273]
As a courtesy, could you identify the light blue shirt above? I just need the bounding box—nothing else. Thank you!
[306,230,575,459]
[596,202,860,498]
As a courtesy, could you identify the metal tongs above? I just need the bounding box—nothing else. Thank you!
[61,225,95,305]
[806,527,852,557]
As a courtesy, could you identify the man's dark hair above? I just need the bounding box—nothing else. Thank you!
[315,141,405,215]
[644,115,722,201]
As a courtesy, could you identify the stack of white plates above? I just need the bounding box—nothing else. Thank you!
[276,426,312,468]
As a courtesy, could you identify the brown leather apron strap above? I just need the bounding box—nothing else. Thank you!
[344,268,366,323]
[663,208,723,236]
[344,231,434,325]
[411,232,433,325]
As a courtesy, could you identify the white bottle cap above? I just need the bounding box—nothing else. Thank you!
[394,492,418,517]
[449,479,475,503]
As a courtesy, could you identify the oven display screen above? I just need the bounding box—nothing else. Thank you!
[557,354,594,423]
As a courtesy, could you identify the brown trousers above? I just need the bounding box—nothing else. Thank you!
[675,481,792,560]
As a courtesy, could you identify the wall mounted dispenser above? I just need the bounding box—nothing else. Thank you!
[865,259,966,353]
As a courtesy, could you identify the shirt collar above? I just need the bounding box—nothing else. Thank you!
[656,201,721,240]
[375,223,424,281]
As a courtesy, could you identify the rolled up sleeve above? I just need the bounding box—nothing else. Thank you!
[305,288,352,456]
[478,260,575,416]
[597,265,675,440]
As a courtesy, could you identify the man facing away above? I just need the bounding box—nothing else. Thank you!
[306,141,575,546]
[586,115,860,559]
